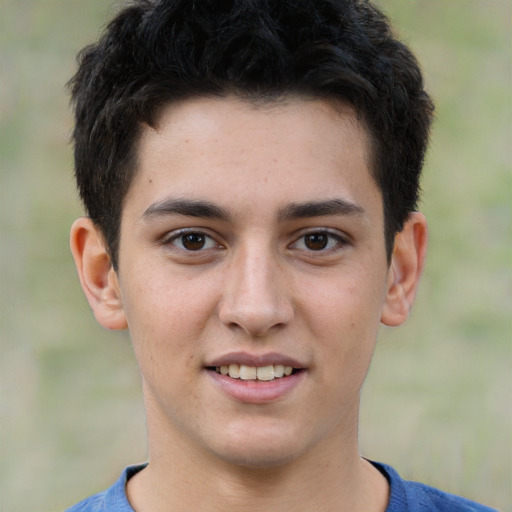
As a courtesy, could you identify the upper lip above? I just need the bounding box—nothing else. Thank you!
[205,351,307,369]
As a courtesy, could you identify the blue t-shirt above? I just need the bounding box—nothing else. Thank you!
[65,461,498,511]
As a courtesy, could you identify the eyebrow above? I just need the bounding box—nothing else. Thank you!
[277,199,366,221]
[142,197,365,223]
[142,198,232,221]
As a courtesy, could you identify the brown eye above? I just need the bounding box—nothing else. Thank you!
[290,230,348,253]
[180,233,206,250]
[304,233,329,250]
[165,230,220,252]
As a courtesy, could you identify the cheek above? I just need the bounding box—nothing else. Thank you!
[120,270,221,371]
[307,265,386,320]
[123,263,219,326]
[302,267,387,362]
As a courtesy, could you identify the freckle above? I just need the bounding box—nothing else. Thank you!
[148,179,153,184]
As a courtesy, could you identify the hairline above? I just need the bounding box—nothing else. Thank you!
[109,91,390,270]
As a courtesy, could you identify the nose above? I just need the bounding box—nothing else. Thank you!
[218,242,293,337]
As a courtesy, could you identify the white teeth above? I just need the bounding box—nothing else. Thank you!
[228,363,240,379]
[239,365,257,380]
[216,364,295,381]
[256,365,274,381]
[274,364,285,378]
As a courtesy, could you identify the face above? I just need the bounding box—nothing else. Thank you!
[112,96,394,468]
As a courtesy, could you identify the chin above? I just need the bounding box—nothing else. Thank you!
[210,428,308,470]
[217,446,300,470]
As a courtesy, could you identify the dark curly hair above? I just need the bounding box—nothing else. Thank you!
[69,0,434,268]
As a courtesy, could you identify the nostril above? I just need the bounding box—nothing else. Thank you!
[218,268,294,336]
[219,298,293,335]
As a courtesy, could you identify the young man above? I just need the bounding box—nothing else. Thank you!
[65,1,496,511]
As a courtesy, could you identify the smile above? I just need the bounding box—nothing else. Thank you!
[205,353,307,402]
[213,364,295,381]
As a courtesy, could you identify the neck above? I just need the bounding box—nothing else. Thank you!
[127,392,388,512]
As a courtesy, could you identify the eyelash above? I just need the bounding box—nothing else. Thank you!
[289,230,350,253]
[161,228,350,255]
[162,229,222,252]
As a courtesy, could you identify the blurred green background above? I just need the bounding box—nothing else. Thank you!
[0,0,510,510]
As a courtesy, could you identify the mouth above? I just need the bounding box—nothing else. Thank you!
[208,364,301,382]
[205,354,307,403]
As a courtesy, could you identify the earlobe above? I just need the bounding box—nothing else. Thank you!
[70,217,127,330]
[381,212,428,327]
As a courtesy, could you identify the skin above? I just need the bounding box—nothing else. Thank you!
[71,96,427,512]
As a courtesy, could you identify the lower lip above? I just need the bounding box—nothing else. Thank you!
[206,370,306,404]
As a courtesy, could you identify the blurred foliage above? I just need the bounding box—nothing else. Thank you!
[1,0,510,511]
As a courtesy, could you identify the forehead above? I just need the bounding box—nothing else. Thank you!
[151,94,370,149]
[125,95,381,221]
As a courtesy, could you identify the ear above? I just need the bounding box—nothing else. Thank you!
[381,212,428,327]
[70,217,127,330]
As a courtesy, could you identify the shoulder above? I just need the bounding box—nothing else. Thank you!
[64,464,147,512]
[400,480,498,512]
[371,461,499,512]
[65,492,106,512]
